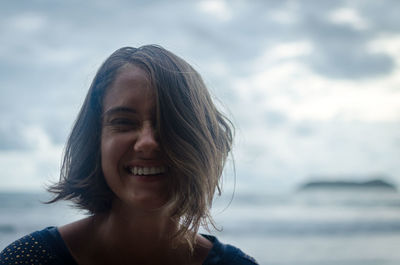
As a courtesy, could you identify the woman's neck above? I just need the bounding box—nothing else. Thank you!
[92,201,189,264]
[100,201,178,248]
[59,201,212,265]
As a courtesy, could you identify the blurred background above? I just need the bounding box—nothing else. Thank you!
[1,0,400,264]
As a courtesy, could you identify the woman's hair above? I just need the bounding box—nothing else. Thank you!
[48,45,234,247]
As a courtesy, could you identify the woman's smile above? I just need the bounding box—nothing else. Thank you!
[123,165,168,183]
[126,165,167,176]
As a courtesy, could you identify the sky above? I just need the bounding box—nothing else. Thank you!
[0,0,399,193]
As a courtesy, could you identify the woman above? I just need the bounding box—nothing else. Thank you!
[0,45,258,265]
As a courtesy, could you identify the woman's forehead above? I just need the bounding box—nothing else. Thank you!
[114,64,151,88]
[103,64,156,112]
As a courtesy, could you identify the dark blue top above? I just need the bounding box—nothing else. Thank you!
[0,227,258,264]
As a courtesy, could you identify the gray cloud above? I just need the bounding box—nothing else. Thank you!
[0,123,32,150]
[2,0,398,85]
[0,0,398,122]
[300,17,395,78]
[293,122,315,137]
[308,46,394,79]
[356,0,400,32]
[264,110,288,127]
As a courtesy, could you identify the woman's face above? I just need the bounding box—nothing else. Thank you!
[101,64,169,210]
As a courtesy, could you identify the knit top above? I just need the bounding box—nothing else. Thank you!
[0,227,258,265]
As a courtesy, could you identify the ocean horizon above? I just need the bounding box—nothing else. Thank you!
[2,189,400,264]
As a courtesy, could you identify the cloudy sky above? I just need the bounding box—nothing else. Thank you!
[1,0,399,193]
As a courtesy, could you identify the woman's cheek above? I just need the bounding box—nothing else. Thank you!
[101,135,119,179]
[101,133,132,177]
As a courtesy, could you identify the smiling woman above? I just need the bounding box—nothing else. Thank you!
[0,45,258,265]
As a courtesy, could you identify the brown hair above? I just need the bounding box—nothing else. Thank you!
[48,45,234,247]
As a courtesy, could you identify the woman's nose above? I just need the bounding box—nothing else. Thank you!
[133,122,159,155]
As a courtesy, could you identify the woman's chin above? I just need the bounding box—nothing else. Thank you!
[114,191,170,212]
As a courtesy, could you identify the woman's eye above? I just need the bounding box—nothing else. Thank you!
[107,118,139,130]
[112,118,134,125]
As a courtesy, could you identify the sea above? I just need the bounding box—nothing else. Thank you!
[1,189,400,265]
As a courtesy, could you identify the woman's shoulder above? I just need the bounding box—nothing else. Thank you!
[202,234,259,265]
[0,226,76,265]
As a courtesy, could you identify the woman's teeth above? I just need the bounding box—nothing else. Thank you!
[129,166,166,176]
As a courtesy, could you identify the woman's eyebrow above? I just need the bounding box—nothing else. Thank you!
[103,106,137,117]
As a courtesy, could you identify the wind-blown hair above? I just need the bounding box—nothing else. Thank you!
[48,45,234,247]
